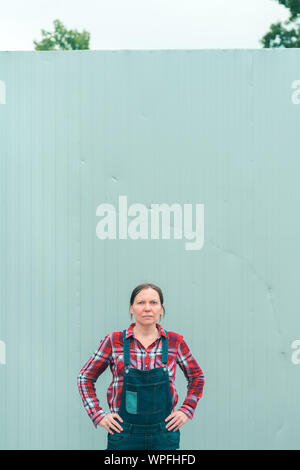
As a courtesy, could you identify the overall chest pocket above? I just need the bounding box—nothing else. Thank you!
[125,390,138,414]
[125,381,168,415]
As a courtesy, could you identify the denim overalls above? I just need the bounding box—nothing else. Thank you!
[106,329,180,450]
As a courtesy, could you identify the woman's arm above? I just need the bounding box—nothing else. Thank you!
[176,335,205,419]
[77,334,112,428]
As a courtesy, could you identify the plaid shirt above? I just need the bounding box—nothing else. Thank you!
[77,323,205,428]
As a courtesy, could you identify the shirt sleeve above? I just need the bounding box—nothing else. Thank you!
[77,334,112,428]
[176,335,205,420]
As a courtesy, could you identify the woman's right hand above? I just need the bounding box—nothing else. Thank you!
[99,413,124,434]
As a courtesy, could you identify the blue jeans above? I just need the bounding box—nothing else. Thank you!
[106,421,180,450]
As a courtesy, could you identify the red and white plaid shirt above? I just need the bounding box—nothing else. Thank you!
[77,323,205,428]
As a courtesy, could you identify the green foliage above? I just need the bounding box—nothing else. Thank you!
[260,0,300,47]
[34,19,90,51]
[277,0,300,21]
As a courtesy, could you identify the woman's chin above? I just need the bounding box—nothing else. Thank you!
[140,317,156,324]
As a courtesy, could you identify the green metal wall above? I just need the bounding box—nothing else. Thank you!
[1,50,300,450]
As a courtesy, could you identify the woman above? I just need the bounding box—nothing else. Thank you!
[77,282,205,450]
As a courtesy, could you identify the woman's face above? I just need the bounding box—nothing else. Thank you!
[130,288,163,328]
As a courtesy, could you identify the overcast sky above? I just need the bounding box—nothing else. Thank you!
[0,0,290,50]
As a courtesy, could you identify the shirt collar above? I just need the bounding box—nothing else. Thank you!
[126,322,167,339]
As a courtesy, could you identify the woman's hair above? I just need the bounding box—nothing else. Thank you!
[129,282,166,321]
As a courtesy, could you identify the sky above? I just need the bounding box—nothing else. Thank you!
[0,0,291,51]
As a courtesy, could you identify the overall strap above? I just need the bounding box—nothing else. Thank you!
[123,329,130,366]
[162,329,168,365]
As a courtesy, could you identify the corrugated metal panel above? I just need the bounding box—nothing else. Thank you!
[1,50,300,449]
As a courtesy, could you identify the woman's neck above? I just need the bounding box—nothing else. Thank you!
[133,323,158,338]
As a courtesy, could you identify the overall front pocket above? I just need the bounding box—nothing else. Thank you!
[107,431,126,442]
[163,428,180,447]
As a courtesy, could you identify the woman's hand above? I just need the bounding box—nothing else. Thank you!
[165,410,188,431]
[99,413,124,434]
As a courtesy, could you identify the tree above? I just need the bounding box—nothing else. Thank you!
[34,19,90,50]
[260,0,300,47]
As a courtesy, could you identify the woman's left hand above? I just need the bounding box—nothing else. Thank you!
[165,410,189,431]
